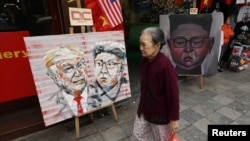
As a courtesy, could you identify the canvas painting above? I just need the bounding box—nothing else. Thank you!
[24,30,131,126]
[160,13,223,76]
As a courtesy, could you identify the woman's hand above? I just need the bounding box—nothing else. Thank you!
[169,120,179,133]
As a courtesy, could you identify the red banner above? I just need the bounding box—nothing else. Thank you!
[0,31,37,102]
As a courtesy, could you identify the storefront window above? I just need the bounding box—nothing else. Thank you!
[0,0,52,36]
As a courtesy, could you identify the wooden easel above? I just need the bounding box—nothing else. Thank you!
[74,104,118,139]
[69,0,119,139]
[179,74,204,89]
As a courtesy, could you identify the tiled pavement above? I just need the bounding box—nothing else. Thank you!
[12,61,250,141]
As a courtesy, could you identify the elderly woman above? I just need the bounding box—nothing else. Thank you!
[132,27,180,141]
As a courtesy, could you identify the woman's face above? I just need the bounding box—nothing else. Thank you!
[226,17,231,24]
[168,23,214,70]
[139,32,160,61]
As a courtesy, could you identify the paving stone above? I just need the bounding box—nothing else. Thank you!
[235,92,250,105]
[100,125,127,141]
[191,104,215,117]
[79,133,103,141]
[191,89,218,104]
[180,103,189,112]
[207,112,234,124]
[179,125,207,141]
[116,102,137,124]
[92,115,117,131]
[216,80,238,91]
[236,82,250,92]
[217,106,242,120]
[178,118,191,131]
[227,87,248,98]
[176,133,188,141]
[181,109,203,124]
[234,114,250,124]
[206,86,228,95]
[180,87,200,98]
[79,122,98,137]
[246,111,250,116]
[227,100,249,114]
[119,118,135,136]
[180,97,199,110]
[119,137,132,141]
[203,99,224,110]
[180,80,204,93]
[193,118,214,135]
[212,95,234,105]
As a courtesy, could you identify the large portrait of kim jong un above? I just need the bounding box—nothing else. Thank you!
[160,14,223,76]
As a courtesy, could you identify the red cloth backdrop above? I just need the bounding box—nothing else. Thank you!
[0,31,37,102]
[225,0,232,5]
[84,0,123,32]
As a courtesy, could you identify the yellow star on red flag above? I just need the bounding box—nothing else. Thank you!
[67,0,74,3]
[204,0,209,5]
[100,16,109,26]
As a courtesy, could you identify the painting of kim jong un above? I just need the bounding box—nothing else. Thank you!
[160,14,223,76]
[24,30,131,126]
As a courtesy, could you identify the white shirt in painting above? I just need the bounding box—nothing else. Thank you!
[62,88,88,116]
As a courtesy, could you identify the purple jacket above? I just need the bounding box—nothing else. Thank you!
[137,52,179,124]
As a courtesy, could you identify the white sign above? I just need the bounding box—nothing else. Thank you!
[69,7,93,26]
[190,8,198,15]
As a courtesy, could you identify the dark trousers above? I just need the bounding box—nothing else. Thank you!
[222,38,234,62]
[218,44,229,68]
[221,44,233,62]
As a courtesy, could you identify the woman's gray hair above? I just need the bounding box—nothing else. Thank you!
[141,27,166,49]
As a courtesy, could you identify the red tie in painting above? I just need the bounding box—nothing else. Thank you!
[74,96,84,115]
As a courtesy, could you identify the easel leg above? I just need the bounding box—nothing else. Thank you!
[75,116,80,139]
[200,75,203,89]
[185,76,189,82]
[111,104,118,121]
[69,27,74,34]
[89,113,94,121]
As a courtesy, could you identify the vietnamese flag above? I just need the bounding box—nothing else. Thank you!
[84,0,123,32]
[199,0,213,13]
[84,0,112,31]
